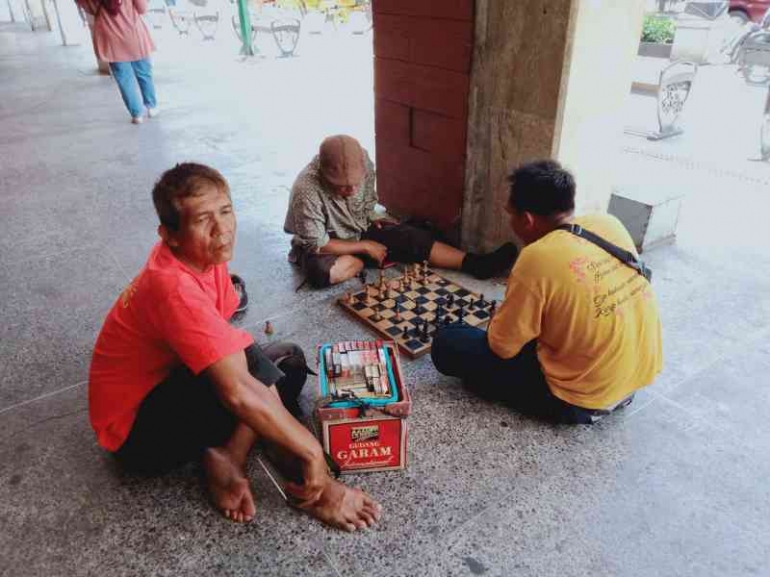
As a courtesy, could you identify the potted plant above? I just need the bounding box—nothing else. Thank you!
[638,14,677,58]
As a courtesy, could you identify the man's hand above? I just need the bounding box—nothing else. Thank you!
[285,455,329,507]
[363,240,387,265]
[372,217,399,229]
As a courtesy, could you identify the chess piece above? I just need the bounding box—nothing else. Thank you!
[394,305,402,323]
[264,321,274,335]
[371,309,382,322]
[479,293,486,307]
[457,304,465,323]
[468,297,476,311]
[447,294,455,309]
[402,325,409,340]
[420,321,430,343]
[358,269,367,286]
[490,300,497,317]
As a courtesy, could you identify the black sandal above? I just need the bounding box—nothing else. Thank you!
[230,274,249,314]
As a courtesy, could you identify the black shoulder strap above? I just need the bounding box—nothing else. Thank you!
[557,223,653,282]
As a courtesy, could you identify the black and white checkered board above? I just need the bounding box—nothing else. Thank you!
[337,269,494,358]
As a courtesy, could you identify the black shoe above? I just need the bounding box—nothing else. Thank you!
[230,274,249,314]
[462,242,518,280]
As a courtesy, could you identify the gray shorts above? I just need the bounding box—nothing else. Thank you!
[298,222,435,288]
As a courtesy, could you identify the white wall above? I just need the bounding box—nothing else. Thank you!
[554,0,647,213]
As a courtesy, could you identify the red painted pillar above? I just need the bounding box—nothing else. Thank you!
[372,0,474,231]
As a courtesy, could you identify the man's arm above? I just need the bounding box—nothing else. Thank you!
[318,238,387,265]
[206,350,328,503]
[487,274,543,359]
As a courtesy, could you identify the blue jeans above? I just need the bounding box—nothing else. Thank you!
[431,325,600,424]
[109,58,157,118]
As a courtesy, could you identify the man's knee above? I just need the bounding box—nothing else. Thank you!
[430,327,457,375]
[261,341,309,417]
[431,325,489,377]
[328,255,364,285]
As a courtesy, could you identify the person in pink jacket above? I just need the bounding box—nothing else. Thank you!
[78,0,159,124]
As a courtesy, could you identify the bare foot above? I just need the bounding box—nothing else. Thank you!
[295,479,382,532]
[203,448,256,523]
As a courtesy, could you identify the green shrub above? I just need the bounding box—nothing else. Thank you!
[641,15,676,44]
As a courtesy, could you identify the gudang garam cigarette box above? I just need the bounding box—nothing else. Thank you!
[315,340,411,474]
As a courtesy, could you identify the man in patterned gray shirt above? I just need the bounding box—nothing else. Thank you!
[284,134,518,288]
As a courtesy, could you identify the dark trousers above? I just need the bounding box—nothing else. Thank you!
[431,325,603,424]
[115,342,308,473]
[298,222,436,288]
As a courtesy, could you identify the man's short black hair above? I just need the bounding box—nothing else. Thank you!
[508,160,575,217]
[152,163,229,231]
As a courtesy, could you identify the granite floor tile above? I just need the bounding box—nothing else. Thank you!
[385,397,770,577]
[0,248,125,408]
[0,391,344,577]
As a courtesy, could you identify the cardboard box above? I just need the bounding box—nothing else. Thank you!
[315,341,411,474]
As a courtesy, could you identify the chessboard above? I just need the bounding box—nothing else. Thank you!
[337,263,497,359]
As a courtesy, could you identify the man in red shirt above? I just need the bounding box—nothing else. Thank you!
[90,163,381,530]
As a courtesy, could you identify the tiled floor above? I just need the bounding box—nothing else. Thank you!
[1,21,769,577]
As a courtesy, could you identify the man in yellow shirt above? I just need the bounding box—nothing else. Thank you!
[431,160,662,423]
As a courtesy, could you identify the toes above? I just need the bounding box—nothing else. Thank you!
[362,495,382,511]
[243,496,257,520]
[363,504,382,521]
[358,509,377,527]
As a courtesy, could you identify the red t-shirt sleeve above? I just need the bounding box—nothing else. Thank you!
[153,277,254,375]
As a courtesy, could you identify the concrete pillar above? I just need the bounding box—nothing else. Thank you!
[461,0,645,252]
[52,0,88,45]
[82,12,111,74]
[1,0,13,21]
[5,0,24,23]
[25,0,52,30]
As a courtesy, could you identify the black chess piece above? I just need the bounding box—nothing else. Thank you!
[358,269,367,285]
[402,325,409,340]
[479,293,486,307]
[420,320,430,343]
[447,294,454,308]
[490,300,497,317]
[457,304,465,324]
[468,297,475,311]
